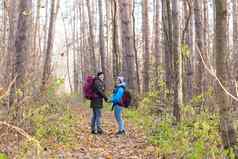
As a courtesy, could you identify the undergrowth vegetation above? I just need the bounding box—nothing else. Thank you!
[124,83,237,159]
[15,79,78,158]
[1,78,237,159]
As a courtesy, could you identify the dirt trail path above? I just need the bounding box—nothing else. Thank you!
[64,106,158,159]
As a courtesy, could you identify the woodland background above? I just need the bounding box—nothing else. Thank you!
[0,0,238,158]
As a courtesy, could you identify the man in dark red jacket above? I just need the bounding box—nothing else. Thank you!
[90,72,108,134]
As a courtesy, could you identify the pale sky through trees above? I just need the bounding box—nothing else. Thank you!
[51,0,222,92]
[52,0,151,92]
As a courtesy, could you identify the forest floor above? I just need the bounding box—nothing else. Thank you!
[48,105,158,159]
[0,100,158,159]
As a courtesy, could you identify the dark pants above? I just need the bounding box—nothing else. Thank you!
[91,107,102,131]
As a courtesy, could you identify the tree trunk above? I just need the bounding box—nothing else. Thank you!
[7,0,19,106]
[154,0,161,89]
[118,0,136,91]
[194,0,204,95]
[1,1,7,59]
[86,0,97,74]
[4,0,17,88]
[215,0,238,156]
[172,0,182,122]
[132,0,141,93]
[98,0,107,88]
[73,5,79,94]
[62,9,73,93]
[162,0,173,92]
[79,0,87,96]
[233,0,238,80]
[80,0,90,80]
[203,0,209,93]
[142,0,150,92]
[42,0,59,89]
[180,0,193,104]
[183,0,194,103]
[14,0,32,118]
[112,0,120,80]
[43,0,49,59]
[32,0,41,75]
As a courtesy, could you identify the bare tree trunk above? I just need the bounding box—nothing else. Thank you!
[215,0,238,156]
[118,0,136,91]
[14,0,32,117]
[76,2,82,95]
[112,0,120,80]
[42,0,59,89]
[154,0,161,89]
[62,12,73,93]
[32,0,41,74]
[0,1,6,76]
[7,0,19,106]
[162,0,173,92]
[172,0,182,122]
[194,0,204,95]
[79,0,87,95]
[188,1,194,102]
[233,0,238,80]
[5,0,18,78]
[1,1,6,59]
[203,0,209,93]
[132,0,141,93]
[73,5,79,93]
[183,0,193,103]
[98,0,107,88]
[86,0,97,74]
[43,0,49,58]
[80,0,90,79]
[142,0,150,92]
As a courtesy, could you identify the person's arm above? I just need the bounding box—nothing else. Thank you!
[112,87,124,104]
[93,80,108,101]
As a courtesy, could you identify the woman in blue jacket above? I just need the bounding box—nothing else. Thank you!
[111,76,126,135]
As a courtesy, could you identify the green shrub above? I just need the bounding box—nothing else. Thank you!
[124,90,236,159]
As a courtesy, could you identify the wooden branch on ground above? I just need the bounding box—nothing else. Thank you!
[0,121,42,157]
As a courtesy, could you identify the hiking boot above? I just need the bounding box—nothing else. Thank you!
[97,128,104,134]
[91,130,97,134]
[116,130,126,135]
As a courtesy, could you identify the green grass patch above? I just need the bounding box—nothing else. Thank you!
[0,153,8,159]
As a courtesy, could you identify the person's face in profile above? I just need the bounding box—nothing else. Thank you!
[99,74,104,81]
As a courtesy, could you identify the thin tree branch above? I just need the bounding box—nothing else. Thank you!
[196,44,238,102]
[0,75,17,100]
[235,80,238,97]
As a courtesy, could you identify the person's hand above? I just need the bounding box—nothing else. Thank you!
[106,98,112,103]
[104,97,108,102]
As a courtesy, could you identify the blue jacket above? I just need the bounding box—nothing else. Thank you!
[112,83,126,106]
